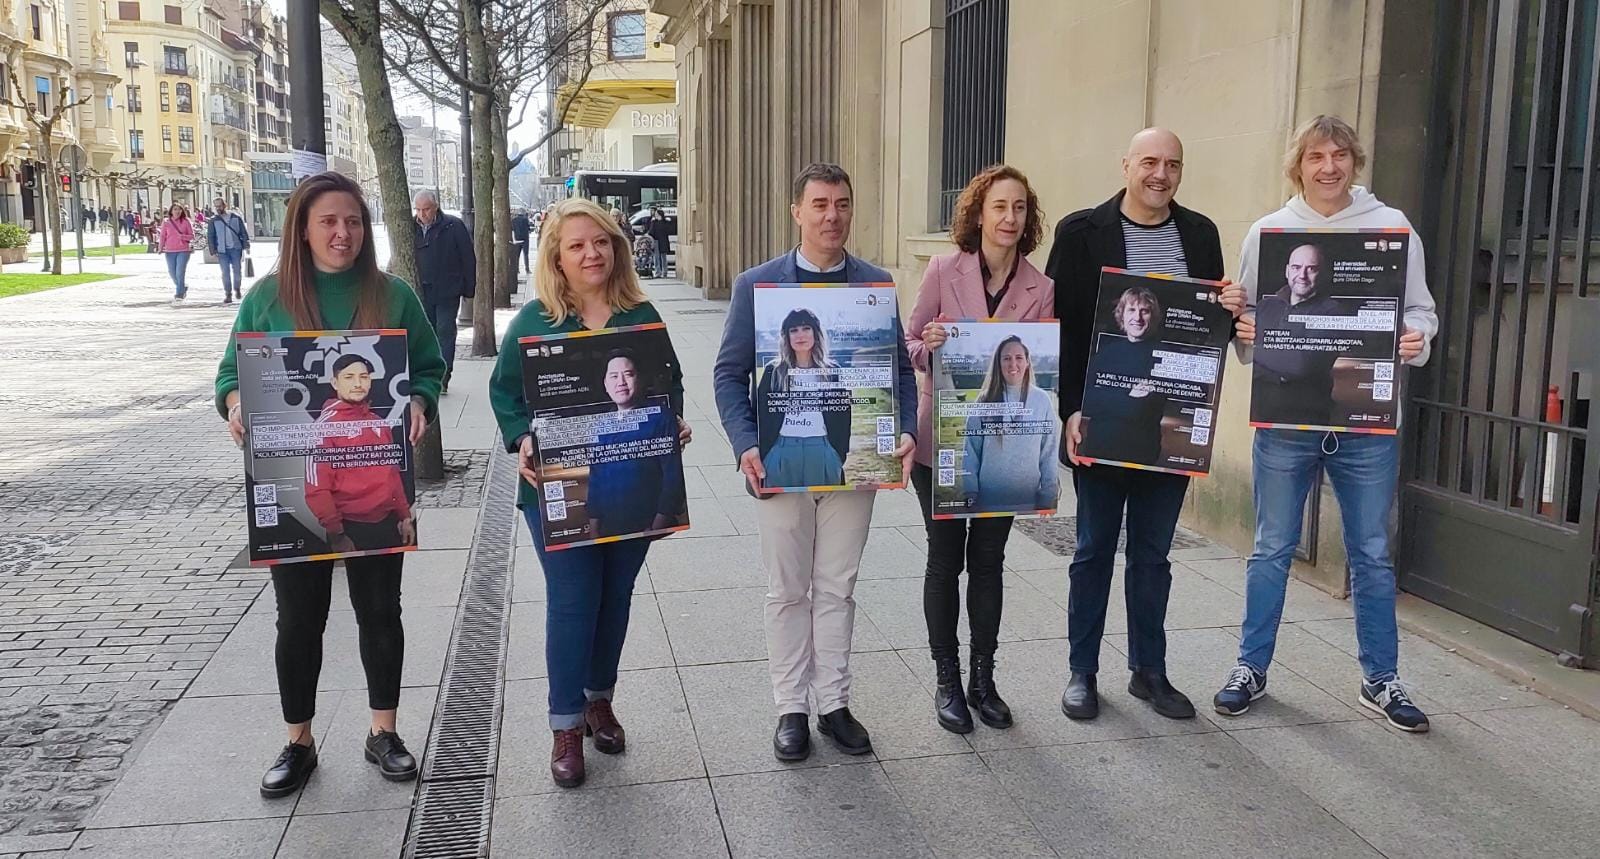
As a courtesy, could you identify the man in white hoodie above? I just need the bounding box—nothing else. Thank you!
[1215,115,1438,733]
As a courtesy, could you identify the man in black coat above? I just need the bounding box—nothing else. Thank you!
[1045,127,1243,724]
[511,209,532,274]
[413,189,476,392]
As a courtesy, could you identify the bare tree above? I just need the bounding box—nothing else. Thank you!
[3,74,92,274]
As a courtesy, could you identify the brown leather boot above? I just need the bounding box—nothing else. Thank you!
[550,727,585,788]
[584,698,626,755]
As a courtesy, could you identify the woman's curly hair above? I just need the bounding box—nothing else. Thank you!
[950,164,1044,257]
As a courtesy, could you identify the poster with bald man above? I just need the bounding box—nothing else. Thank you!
[236,330,417,565]
[1250,228,1407,433]
[1078,269,1232,475]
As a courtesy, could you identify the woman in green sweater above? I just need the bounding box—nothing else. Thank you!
[215,172,446,799]
[488,197,689,788]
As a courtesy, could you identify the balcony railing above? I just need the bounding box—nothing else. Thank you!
[163,62,193,77]
[214,73,250,95]
[211,109,250,131]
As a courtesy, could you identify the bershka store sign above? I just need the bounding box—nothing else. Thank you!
[629,108,678,130]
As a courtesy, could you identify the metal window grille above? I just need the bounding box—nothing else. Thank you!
[938,0,1009,229]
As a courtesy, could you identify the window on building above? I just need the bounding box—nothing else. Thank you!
[33,75,49,110]
[175,82,191,112]
[160,81,169,111]
[937,0,1009,228]
[124,41,140,68]
[607,11,645,60]
[117,1,139,21]
[178,126,193,153]
[161,126,172,152]
[164,4,180,23]
[129,129,144,159]
[163,46,187,75]
[127,85,142,112]
[30,5,41,40]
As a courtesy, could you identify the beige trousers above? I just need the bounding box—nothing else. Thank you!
[754,490,876,716]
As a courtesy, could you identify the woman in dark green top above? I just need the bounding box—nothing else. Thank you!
[215,172,445,799]
[488,198,689,789]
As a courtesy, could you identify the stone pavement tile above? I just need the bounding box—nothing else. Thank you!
[274,808,408,859]
[291,686,436,815]
[66,817,286,858]
[984,732,1380,858]
[416,509,479,550]
[681,467,715,500]
[1253,622,1378,719]
[1168,543,1243,562]
[707,494,761,537]
[1296,618,1550,715]
[1235,715,1595,858]
[646,536,767,592]
[1178,556,1246,591]
[856,577,973,650]
[946,639,1217,752]
[0,834,75,856]
[869,490,932,529]
[858,527,926,580]
[1010,567,1075,615]
[188,606,454,697]
[329,551,465,610]
[1457,705,1600,782]
[1104,627,1366,729]
[656,588,767,665]
[506,594,674,682]
[880,754,1053,859]
[673,497,738,538]
[999,530,1062,572]
[1089,567,1242,636]
[845,651,973,761]
[712,764,930,858]
[680,435,735,469]
[677,659,867,776]
[497,670,704,798]
[996,575,1068,642]
[1182,556,1356,623]
[490,779,727,859]
[89,691,339,828]
[697,464,749,498]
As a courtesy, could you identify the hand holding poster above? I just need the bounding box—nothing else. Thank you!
[930,320,1061,518]
[520,323,689,550]
[753,283,903,492]
[1250,228,1407,433]
[1077,269,1232,475]
[237,330,417,565]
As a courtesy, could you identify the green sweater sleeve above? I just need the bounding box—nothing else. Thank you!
[213,280,273,418]
[489,307,535,453]
[390,278,446,420]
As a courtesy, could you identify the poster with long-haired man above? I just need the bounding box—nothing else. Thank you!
[237,330,417,565]
[753,283,903,491]
[931,320,1062,518]
[520,323,689,550]
[1078,269,1232,475]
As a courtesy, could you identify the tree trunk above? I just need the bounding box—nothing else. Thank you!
[492,102,513,308]
[466,0,497,357]
[41,143,63,275]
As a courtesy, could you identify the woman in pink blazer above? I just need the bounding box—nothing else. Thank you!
[159,203,195,307]
[904,164,1055,735]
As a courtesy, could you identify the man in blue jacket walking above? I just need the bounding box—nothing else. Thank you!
[207,198,250,305]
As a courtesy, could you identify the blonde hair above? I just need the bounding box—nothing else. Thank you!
[1284,115,1367,193]
[534,198,646,326]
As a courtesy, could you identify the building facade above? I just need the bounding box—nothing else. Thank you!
[399,115,461,210]
[656,0,1600,668]
[546,1,676,179]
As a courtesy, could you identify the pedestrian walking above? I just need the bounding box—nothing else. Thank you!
[207,197,251,304]
[1216,115,1438,733]
[511,209,532,274]
[100,206,111,233]
[610,206,628,235]
[487,197,692,789]
[123,210,135,240]
[904,164,1056,734]
[214,171,446,799]
[646,207,672,277]
[713,163,918,762]
[412,189,476,394]
[159,203,196,307]
[1047,128,1230,723]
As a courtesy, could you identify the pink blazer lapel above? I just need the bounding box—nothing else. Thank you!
[951,252,987,318]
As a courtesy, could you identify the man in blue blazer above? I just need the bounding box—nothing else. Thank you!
[713,163,918,762]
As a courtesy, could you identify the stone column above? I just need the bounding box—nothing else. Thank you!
[769,0,842,252]
[702,33,734,298]
[730,0,774,275]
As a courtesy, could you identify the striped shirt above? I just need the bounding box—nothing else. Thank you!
[1121,215,1188,277]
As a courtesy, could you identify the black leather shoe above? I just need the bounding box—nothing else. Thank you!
[364,730,418,781]
[817,707,873,755]
[932,656,973,734]
[773,713,811,762]
[967,653,1013,729]
[1061,672,1099,720]
[1129,670,1196,720]
[261,741,317,798]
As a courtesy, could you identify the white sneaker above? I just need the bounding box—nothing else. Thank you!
[170,297,184,308]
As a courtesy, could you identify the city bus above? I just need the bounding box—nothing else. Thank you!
[566,165,677,219]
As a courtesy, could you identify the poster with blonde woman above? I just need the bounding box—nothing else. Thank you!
[930,320,1061,517]
[752,283,902,491]
[1077,268,1232,475]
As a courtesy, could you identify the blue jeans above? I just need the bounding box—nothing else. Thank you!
[422,294,461,374]
[652,244,668,277]
[522,508,649,730]
[1239,429,1401,682]
[217,248,243,297]
[165,251,191,297]
[1067,466,1190,674]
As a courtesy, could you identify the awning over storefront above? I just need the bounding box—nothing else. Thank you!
[555,79,675,128]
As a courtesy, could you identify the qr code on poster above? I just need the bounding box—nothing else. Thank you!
[544,481,565,501]
[545,501,567,522]
[938,449,955,467]
[1373,382,1394,402]
[877,435,895,455]
[253,483,277,506]
[253,505,278,528]
[938,468,956,487]
[1373,362,1395,382]
[876,417,895,435]
[1193,408,1213,428]
[1191,427,1211,446]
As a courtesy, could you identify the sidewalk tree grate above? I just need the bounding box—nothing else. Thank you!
[1014,516,1212,556]
[403,438,517,858]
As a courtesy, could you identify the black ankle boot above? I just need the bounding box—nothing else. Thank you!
[932,656,973,734]
[967,653,1013,729]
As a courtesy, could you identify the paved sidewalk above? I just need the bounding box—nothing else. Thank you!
[4,271,1598,857]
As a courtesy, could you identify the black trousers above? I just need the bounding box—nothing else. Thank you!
[911,464,1014,660]
[272,552,405,724]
